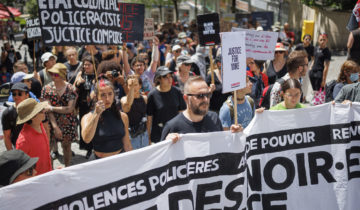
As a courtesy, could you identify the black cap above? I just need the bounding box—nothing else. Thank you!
[176,55,193,65]
[0,150,38,186]
[11,82,29,92]
[154,66,173,83]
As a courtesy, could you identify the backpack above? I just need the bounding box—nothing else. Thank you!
[324,80,337,102]
[259,78,285,109]
[225,95,254,123]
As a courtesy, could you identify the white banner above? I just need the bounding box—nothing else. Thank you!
[221,31,247,93]
[231,27,278,60]
[243,103,360,210]
[0,132,247,209]
[1,103,360,209]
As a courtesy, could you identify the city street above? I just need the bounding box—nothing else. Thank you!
[0,39,348,168]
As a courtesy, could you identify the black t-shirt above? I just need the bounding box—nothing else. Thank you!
[169,59,176,72]
[160,111,223,140]
[311,47,331,72]
[1,106,24,146]
[65,61,82,84]
[266,61,287,85]
[205,73,231,112]
[30,77,42,98]
[147,87,186,143]
[295,43,314,61]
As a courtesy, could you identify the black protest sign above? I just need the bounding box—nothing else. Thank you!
[26,18,41,41]
[119,3,145,42]
[37,1,145,46]
[197,13,220,46]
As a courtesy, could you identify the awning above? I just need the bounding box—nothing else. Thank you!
[0,4,21,19]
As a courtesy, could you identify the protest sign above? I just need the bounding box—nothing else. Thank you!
[1,103,360,209]
[0,132,247,209]
[26,18,41,41]
[197,13,220,46]
[143,18,154,41]
[37,1,145,45]
[232,27,278,60]
[251,11,274,31]
[221,31,247,93]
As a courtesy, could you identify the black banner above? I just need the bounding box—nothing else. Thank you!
[37,1,144,46]
[26,18,42,41]
[197,13,220,46]
[246,121,360,157]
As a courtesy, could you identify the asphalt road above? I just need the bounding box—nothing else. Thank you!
[0,39,348,168]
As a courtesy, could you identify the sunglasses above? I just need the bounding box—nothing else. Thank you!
[49,72,60,77]
[175,50,181,53]
[187,92,212,99]
[12,92,24,97]
[161,74,172,79]
[184,63,192,66]
[26,164,36,176]
[275,51,285,54]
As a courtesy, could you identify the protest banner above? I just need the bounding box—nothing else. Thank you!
[197,13,220,46]
[1,103,360,209]
[0,131,247,209]
[221,31,247,93]
[37,1,145,46]
[26,18,41,41]
[232,27,278,60]
[243,103,360,210]
[143,18,154,41]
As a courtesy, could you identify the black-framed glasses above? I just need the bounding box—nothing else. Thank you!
[187,93,212,99]
[26,164,36,176]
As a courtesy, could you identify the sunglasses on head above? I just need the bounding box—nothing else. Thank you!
[49,72,60,77]
[187,92,212,99]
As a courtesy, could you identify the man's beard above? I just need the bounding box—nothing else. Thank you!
[189,100,209,116]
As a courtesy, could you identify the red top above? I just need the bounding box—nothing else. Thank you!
[246,70,269,87]
[16,123,52,175]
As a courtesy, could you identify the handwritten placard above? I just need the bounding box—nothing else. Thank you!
[26,18,41,41]
[143,18,154,41]
[221,31,246,93]
[231,27,278,60]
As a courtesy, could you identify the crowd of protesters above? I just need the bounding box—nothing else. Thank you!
[1,19,360,188]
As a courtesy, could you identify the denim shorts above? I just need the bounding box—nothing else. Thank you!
[130,131,149,149]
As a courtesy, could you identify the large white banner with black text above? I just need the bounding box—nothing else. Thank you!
[0,103,359,209]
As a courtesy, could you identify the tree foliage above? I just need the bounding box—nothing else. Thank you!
[25,0,38,18]
[301,0,355,11]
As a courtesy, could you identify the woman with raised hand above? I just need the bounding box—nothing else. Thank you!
[81,78,132,159]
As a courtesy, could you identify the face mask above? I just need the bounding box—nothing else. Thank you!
[350,73,359,83]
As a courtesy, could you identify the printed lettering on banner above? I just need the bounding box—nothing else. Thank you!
[231,27,278,60]
[37,0,145,45]
[197,13,221,46]
[221,31,246,93]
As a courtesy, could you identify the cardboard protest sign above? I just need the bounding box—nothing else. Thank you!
[37,1,145,45]
[221,31,247,93]
[232,27,278,60]
[197,13,220,46]
[143,18,154,41]
[26,18,41,41]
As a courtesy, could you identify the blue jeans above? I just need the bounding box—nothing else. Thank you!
[130,131,149,149]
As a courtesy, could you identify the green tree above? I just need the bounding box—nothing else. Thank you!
[25,0,38,18]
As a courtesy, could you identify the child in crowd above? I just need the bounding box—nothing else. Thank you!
[270,78,306,110]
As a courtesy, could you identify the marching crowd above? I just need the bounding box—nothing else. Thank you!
[0,20,359,188]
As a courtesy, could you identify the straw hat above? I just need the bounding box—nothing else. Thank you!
[16,98,48,124]
[48,63,67,80]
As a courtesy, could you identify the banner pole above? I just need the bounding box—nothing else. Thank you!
[209,45,215,85]
[90,47,99,84]
[33,40,36,72]
[233,90,238,125]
